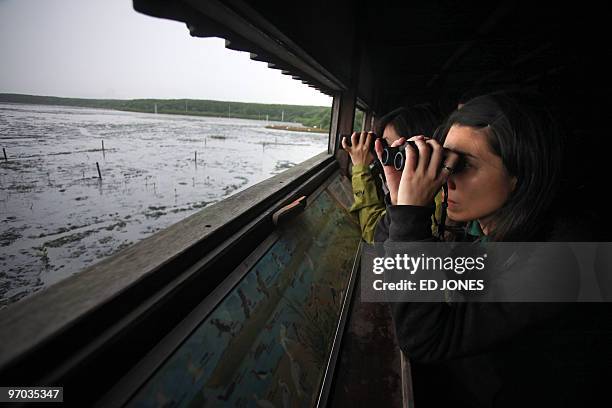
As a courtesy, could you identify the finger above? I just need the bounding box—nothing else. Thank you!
[359,131,367,147]
[407,134,426,142]
[413,139,431,174]
[426,139,444,179]
[341,136,349,151]
[403,141,418,173]
[375,138,384,161]
[365,132,373,151]
[391,137,406,148]
[351,132,359,147]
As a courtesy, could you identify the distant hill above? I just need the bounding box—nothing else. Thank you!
[0,93,337,131]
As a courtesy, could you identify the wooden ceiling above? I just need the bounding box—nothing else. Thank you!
[134,0,606,119]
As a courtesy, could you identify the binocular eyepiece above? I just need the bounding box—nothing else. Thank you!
[380,141,418,171]
[343,132,464,172]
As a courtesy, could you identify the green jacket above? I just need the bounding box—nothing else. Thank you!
[349,164,446,243]
[348,164,386,243]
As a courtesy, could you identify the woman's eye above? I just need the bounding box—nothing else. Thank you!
[454,159,474,173]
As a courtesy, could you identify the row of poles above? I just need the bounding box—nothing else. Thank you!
[1,142,105,178]
[2,139,204,180]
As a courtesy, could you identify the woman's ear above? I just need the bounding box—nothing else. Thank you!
[510,176,517,192]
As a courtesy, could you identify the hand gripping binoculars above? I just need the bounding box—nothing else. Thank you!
[343,132,463,172]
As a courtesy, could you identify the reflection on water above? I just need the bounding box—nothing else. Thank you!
[127,183,360,407]
[0,103,327,308]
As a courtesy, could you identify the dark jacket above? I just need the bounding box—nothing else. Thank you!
[374,202,611,407]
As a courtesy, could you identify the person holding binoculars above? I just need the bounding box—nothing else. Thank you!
[371,91,606,407]
[342,105,439,243]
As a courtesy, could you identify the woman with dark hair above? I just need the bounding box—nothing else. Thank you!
[373,92,607,406]
[342,104,439,243]
[375,92,563,241]
[374,105,440,144]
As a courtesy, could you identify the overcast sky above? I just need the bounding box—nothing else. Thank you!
[0,0,332,107]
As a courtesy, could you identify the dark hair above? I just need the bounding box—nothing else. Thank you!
[437,91,563,241]
[375,104,440,139]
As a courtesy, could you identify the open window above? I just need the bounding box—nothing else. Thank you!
[0,4,333,309]
[0,1,362,405]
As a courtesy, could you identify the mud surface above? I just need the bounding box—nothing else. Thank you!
[0,103,327,308]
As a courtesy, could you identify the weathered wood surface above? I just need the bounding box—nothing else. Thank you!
[0,152,332,369]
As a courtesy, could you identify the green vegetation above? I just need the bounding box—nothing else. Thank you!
[0,93,333,130]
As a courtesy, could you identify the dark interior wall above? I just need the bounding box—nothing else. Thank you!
[351,2,606,121]
[357,50,376,110]
[364,2,567,111]
[364,1,501,112]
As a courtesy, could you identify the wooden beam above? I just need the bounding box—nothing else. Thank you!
[329,94,341,155]
[183,0,345,92]
[334,89,357,177]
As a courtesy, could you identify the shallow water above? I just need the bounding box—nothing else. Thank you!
[0,103,327,308]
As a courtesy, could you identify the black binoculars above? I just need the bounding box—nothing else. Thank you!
[383,141,466,172]
[380,141,418,171]
[342,132,464,172]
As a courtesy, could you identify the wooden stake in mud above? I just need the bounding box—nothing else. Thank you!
[102,140,105,153]
[96,162,102,179]
[2,148,6,162]
[195,151,197,167]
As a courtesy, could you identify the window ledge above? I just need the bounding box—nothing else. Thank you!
[0,151,334,372]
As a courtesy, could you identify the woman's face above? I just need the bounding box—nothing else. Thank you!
[382,124,401,144]
[443,124,517,229]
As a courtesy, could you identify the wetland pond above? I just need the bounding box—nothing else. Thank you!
[0,103,327,308]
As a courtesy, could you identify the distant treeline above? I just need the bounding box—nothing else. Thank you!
[0,93,335,130]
